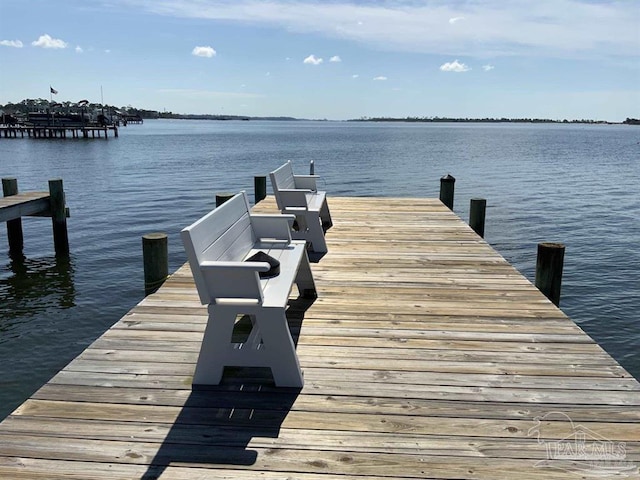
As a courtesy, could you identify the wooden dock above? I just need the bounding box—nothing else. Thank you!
[0,196,638,479]
[1,178,70,257]
[0,191,53,222]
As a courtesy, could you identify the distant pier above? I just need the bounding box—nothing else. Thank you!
[0,124,118,139]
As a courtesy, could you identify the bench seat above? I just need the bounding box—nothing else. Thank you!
[204,241,308,308]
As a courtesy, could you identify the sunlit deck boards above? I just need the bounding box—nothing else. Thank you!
[0,196,638,479]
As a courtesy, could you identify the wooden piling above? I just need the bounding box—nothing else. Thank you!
[48,179,69,257]
[216,193,235,207]
[2,178,24,257]
[310,160,315,175]
[439,174,455,210]
[535,242,565,306]
[469,198,486,238]
[142,232,168,296]
[254,176,267,204]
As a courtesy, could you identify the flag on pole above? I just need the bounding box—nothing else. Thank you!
[50,86,58,95]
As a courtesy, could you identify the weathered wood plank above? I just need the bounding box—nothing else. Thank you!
[25,385,640,421]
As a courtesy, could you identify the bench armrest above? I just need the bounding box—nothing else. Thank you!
[250,214,294,242]
[294,175,318,191]
[201,260,270,272]
[199,261,266,303]
[279,189,311,208]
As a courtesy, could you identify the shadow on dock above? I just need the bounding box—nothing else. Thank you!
[140,296,314,479]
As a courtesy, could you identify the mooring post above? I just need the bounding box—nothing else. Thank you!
[469,198,487,238]
[48,179,70,257]
[439,174,455,210]
[2,178,24,256]
[310,160,315,175]
[143,232,168,296]
[254,176,267,204]
[535,242,565,306]
[215,192,235,207]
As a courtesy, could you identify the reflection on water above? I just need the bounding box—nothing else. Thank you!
[0,255,76,335]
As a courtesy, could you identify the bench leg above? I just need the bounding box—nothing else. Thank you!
[192,304,237,385]
[255,307,304,388]
[193,304,303,388]
[306,213,327,253]
[296,253,317,299]
[320,198,333,231]
[291,212,327,254]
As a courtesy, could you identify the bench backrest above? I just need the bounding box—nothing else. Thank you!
[270,161,296,209]
[181,192,259,304]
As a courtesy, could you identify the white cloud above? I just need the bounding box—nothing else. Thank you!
[192,45,216,57]
[303,54,323,65]
[31,34,67,49]
[0,40,23,48]
[373,76,387,81]
[120,0,640,59]
[75,46,84,53]
[449,16,465,24]
[329,55,341,62]
[352,74,359,78]
[440,60,470,72]
[482,64,495,71]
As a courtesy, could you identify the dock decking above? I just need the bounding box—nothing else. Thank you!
[0,191,55,222]
[0,196,638,479]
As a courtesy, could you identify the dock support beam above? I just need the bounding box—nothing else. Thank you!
[143,232,168,295]
[49,179,70,257]
[535,242,565,306]
[254,176,267,204]
[439,174,455,210]
[2,178,24,257]
[469,198,487,238]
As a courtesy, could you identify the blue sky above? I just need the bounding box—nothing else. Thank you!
[0,0,638,120]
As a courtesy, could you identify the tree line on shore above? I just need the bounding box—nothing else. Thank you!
[0,98,158,118]
[351,116,633,124]
[1,99,636,124]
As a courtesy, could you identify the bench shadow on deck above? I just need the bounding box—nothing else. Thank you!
[139,296,315,480]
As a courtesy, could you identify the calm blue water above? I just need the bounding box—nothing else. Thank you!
[1,120,638,419]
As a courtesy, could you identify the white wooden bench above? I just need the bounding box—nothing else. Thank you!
[269,161,333,254]
[181,191,316,388]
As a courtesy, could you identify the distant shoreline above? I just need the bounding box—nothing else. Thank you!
[348,116,638,125]
[154,114,637,125]
[153,115,635,125]
[2,100,637,125]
